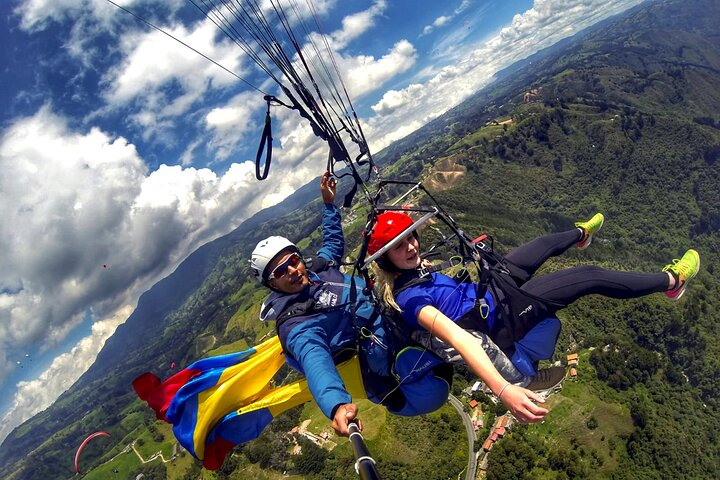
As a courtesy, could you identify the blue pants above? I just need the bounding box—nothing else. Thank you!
[511,317,562,376]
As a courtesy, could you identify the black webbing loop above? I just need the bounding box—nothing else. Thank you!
[255,96,274,180]
[344,179,359,208]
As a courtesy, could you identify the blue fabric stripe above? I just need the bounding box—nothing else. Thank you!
[172,393,199,457]
[166,347,259,456]
[208,408,274,445]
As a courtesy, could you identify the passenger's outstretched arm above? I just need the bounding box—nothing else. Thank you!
[416,306,548,424]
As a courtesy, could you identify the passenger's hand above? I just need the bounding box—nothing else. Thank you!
[331,403,361,436]
[500,385,548,424]
[320,171,336,204]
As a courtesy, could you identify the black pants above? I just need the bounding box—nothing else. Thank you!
[505,229,670,312]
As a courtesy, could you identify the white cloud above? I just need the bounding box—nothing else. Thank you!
[0,106,295,391]
[335,40,417,100]
[203,91,265,161]
[455,0,471,14]
[433,15,451,28]
[15,0,183,32]
[371,83,425,116]
[15,0,86,31]
[420,0,472,36]
[330,0,387,48]
[101,18,245,140]
[0,306,130,445]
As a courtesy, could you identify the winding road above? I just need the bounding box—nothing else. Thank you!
[448,394,477,480]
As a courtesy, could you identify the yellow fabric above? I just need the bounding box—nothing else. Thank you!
[194,336,285,458]
[264,355,368,417]
[192,336,368,459]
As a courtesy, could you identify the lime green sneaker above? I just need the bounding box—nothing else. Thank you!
[662,249,700,301]
[575,213,604,250]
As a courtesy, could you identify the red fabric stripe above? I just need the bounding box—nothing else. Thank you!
[203,437,236,470]
[132,368,201,421]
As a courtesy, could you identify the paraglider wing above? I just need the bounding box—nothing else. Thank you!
[74,431,110,474]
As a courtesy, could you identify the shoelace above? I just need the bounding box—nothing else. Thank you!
[663,258,689,276]
[663,258,693,288]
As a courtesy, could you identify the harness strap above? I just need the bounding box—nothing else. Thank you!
[416,256,463,278]
[255,97,274,180]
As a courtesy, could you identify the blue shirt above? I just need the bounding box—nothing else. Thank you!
[395,272,495,329]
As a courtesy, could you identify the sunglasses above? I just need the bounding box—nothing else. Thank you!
[269,253,302,280]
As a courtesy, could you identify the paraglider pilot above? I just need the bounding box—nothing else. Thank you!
[251,171,382,435]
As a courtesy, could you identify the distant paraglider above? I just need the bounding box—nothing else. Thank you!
[74,431,111,474]
[170,361,176,369]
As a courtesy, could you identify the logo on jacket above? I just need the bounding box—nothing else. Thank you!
[518,304,533,316]
[316,290,338,308]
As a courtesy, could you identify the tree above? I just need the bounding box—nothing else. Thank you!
[586,416,599,430]
[294,438,328,474]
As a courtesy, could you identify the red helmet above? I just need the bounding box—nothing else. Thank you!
[367,211,414,255]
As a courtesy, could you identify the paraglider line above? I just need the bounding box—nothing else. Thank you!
[104,0,268,95]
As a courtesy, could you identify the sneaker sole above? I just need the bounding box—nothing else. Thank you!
[526,368,567,392]
[576,216,604,250]
[665,251,700,301]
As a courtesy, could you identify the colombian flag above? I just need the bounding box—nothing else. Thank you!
[133,336,367,470]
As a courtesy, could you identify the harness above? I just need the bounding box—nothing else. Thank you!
[271,256,393,376]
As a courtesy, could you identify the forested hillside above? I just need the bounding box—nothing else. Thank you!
[2,0,719,478]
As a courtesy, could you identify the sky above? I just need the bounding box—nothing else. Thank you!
[0,0,647,445]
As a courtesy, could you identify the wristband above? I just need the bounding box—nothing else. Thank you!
[497,382,511,400]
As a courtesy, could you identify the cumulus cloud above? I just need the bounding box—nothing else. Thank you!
[203,91,266,161]
[433,16,451,28]
[15,0,183,32]
[371,83,425,116]
[293,1,413,106]
[101,18,246,141]
[0,306,130,444]
[0,105,298,390]
[334,40,417,99]
[330,0,387,48]
[16,0,89,31]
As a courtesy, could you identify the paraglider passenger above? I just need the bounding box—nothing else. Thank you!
[368,211,700,421]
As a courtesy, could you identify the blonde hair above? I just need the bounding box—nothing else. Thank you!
[370,261,402,312]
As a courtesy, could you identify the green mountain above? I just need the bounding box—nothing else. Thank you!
[2,0,720,478]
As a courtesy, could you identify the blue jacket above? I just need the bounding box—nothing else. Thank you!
[259,204,390,419]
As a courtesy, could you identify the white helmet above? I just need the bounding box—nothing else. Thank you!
[250,236,299,281]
